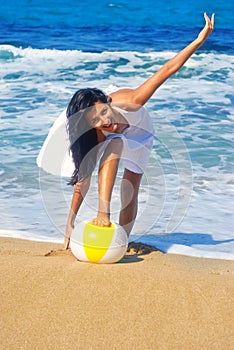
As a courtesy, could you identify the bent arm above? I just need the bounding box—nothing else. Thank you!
[111,13,215,107]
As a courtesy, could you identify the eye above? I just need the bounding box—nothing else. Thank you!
[101,107,108,115]
[90,116,99,125]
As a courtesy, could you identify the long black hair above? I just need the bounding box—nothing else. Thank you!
[66,88,110,185]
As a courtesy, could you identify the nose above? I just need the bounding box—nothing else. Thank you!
[100,115,111,126]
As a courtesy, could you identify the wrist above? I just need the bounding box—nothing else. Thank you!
[67,212,76,226]
[97,211,110,219]
[98,199,110,216]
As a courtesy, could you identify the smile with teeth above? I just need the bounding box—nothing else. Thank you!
[101,118,117,130]
[103,123,114,128]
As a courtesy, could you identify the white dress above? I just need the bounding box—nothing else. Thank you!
[102,105,154,173]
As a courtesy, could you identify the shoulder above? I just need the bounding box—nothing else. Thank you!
[109,89,142,111]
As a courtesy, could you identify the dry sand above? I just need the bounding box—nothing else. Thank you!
[0,237,233,350]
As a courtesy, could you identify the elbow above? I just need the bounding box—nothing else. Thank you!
[130,91,149,108]
[163,62,177,77]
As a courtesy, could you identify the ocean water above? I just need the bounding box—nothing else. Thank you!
[0,0,233,260]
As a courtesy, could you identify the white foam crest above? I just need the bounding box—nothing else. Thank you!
[0,230,63,243]
[1,46,233,101]
[1,45,233,69]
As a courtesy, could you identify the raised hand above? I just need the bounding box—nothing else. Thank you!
[197,13,215,43]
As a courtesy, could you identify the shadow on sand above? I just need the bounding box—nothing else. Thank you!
[129,232,234,259]
[119,242,160,264]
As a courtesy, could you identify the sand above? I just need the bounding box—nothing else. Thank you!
[0,237,233,350]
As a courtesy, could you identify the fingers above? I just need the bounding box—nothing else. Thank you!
[92,216,111,227]
[63,235,71,250]
[204,12,215,29]
[63,239,70,250]
[211,13,215,27]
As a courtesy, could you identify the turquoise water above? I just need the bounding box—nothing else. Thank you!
[0,0,233,259]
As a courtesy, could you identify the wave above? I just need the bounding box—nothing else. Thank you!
[1,43,234,57]
[1,21,234,54]
[1,45,233,88]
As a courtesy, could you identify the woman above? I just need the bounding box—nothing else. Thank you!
[64,13,215,249]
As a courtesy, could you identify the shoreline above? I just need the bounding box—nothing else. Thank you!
[1,237,233,349]
[1,230,233,262]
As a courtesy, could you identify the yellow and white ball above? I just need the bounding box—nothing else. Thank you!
[70,221,128,264]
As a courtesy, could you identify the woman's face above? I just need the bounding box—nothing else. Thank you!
[86,102,119,133]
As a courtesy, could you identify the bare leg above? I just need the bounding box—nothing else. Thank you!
[119,169,142,236]
[92,138,123,226]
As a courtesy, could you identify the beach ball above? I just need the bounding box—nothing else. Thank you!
[70,221,128,264]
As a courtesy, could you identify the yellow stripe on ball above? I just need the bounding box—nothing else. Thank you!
[83,222,115,263]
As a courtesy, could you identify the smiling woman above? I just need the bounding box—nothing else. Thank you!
[66,87,154,236]
[86,102,129,133]
[61,13,215,250]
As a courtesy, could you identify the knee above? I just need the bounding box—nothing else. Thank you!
[107,137,123,155]
[100,137,123,168]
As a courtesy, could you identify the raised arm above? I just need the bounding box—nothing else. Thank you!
[110,13,215,107]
